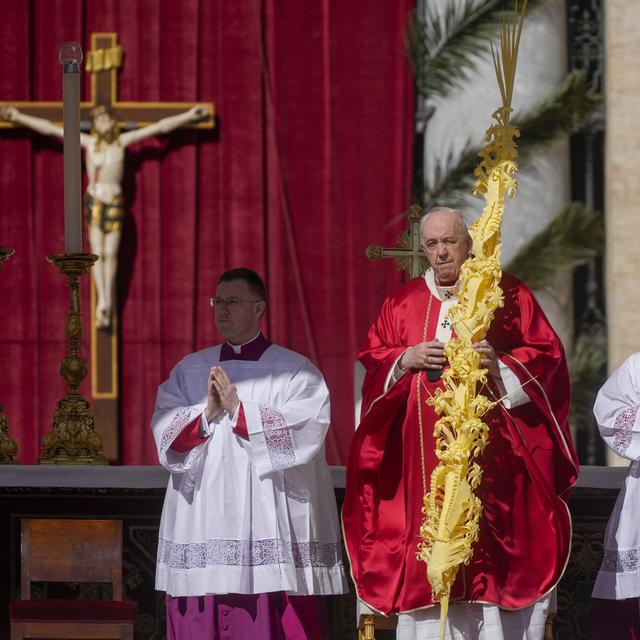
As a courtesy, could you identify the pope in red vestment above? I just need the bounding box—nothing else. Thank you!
[343,210,579,621]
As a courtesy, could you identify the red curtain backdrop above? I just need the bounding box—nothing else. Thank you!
[0,0,414,465]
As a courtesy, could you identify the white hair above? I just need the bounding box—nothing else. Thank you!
[419,206,470,241]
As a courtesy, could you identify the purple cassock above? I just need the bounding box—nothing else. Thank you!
[166,592,330,639]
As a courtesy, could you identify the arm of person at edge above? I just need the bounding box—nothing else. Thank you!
[593,353,640,462]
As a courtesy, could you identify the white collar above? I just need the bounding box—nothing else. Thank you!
[424,268,458,302]
[228,332,261,354]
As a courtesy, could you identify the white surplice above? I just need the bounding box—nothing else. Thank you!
[152,340,348,598]
[593,352,640,600]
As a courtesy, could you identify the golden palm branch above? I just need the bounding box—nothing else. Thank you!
[416,3,527,639]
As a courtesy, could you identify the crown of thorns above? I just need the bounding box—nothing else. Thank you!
[90,105,116,121]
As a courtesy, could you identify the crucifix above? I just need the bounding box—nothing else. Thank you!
[0,33,215,461]
[365,203,428,277]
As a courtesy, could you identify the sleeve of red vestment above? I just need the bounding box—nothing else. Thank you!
[232,403,249,440]
[358,295,408,416]
[489,274,579,496]
[169,416,209,452]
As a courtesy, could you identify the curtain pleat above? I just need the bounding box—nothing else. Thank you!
[0,0,414,465]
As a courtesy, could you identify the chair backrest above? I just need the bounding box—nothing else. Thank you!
[20,519,123,600]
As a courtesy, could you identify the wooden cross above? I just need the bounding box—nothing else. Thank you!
[0,33,215,461]
[366,203,428,278]
[0,33,215,132]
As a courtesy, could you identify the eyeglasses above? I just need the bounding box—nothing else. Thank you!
[209,297,262,309]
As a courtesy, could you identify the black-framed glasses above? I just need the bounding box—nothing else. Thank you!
[209,297,262,309]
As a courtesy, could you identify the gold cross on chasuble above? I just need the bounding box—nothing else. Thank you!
[0,33,215,461]
[366,203,428,278]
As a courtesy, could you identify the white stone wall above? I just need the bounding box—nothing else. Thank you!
[605,1,640,373]
[604,0,640,466]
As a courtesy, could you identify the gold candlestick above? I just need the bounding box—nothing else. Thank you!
[0,248,18,464]
[39,253,107,464]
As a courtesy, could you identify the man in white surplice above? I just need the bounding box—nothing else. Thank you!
[590,352,640,638]
[152,268,347,640]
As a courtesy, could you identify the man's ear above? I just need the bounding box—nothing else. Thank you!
[256,300,266,319]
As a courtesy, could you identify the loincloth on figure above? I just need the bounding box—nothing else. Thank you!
[84,193,125,233]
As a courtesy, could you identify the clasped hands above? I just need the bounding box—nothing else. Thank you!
[399,339,499,377]
[205,365,239,422]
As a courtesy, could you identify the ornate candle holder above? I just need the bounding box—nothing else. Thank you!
[0,248,19,464]
[39,253,107,465]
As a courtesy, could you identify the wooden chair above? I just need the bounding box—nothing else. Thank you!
[9,518,135,640]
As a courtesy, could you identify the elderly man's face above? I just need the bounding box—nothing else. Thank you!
[420,212,472,284]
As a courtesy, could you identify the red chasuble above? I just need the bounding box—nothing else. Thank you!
[342,274,579,616]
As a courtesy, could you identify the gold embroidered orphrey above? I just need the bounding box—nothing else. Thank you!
[0,33,215,461]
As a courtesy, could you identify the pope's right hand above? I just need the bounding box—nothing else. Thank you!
[399,341,446,371]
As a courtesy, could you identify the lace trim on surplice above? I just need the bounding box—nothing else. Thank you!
[601,548,640,574]
[160,408,194,453]
[157,538,342,569]
[613,404,639,455]
[159,408,205,494]
[259,405,296,470]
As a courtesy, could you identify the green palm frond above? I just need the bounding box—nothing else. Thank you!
[424,70,599,209]
[513,70,601,149]
[570,323,607,427]
[504,202,604,290]
[407,0,547,100]
[425,144,478,211]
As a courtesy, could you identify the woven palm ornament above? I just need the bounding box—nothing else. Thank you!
[416,3,528,638]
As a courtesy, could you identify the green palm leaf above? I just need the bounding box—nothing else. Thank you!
[570,323,607,428]
[424,70,599,209]
[504,202,604,290]
[407,0,547,100]
[513,70,601,148]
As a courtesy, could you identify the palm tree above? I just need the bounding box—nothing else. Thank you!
[406,0,604,434]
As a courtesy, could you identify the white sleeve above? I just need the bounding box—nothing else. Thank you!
[239,360,331,479]
[384,352,408,392]
[151,361,209,473]
[495,359,532,409]
[594,353,640,462]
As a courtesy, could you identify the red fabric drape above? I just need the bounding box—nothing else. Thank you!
[0,0,414,465]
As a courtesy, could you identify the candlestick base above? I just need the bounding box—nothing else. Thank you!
[0,405,18,465]
[39,252,107,465]
[39,391,107,465]
[0,249,19,464]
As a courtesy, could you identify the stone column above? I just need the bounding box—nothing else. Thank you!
[604,2,640,465]
[605,2,640,372]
